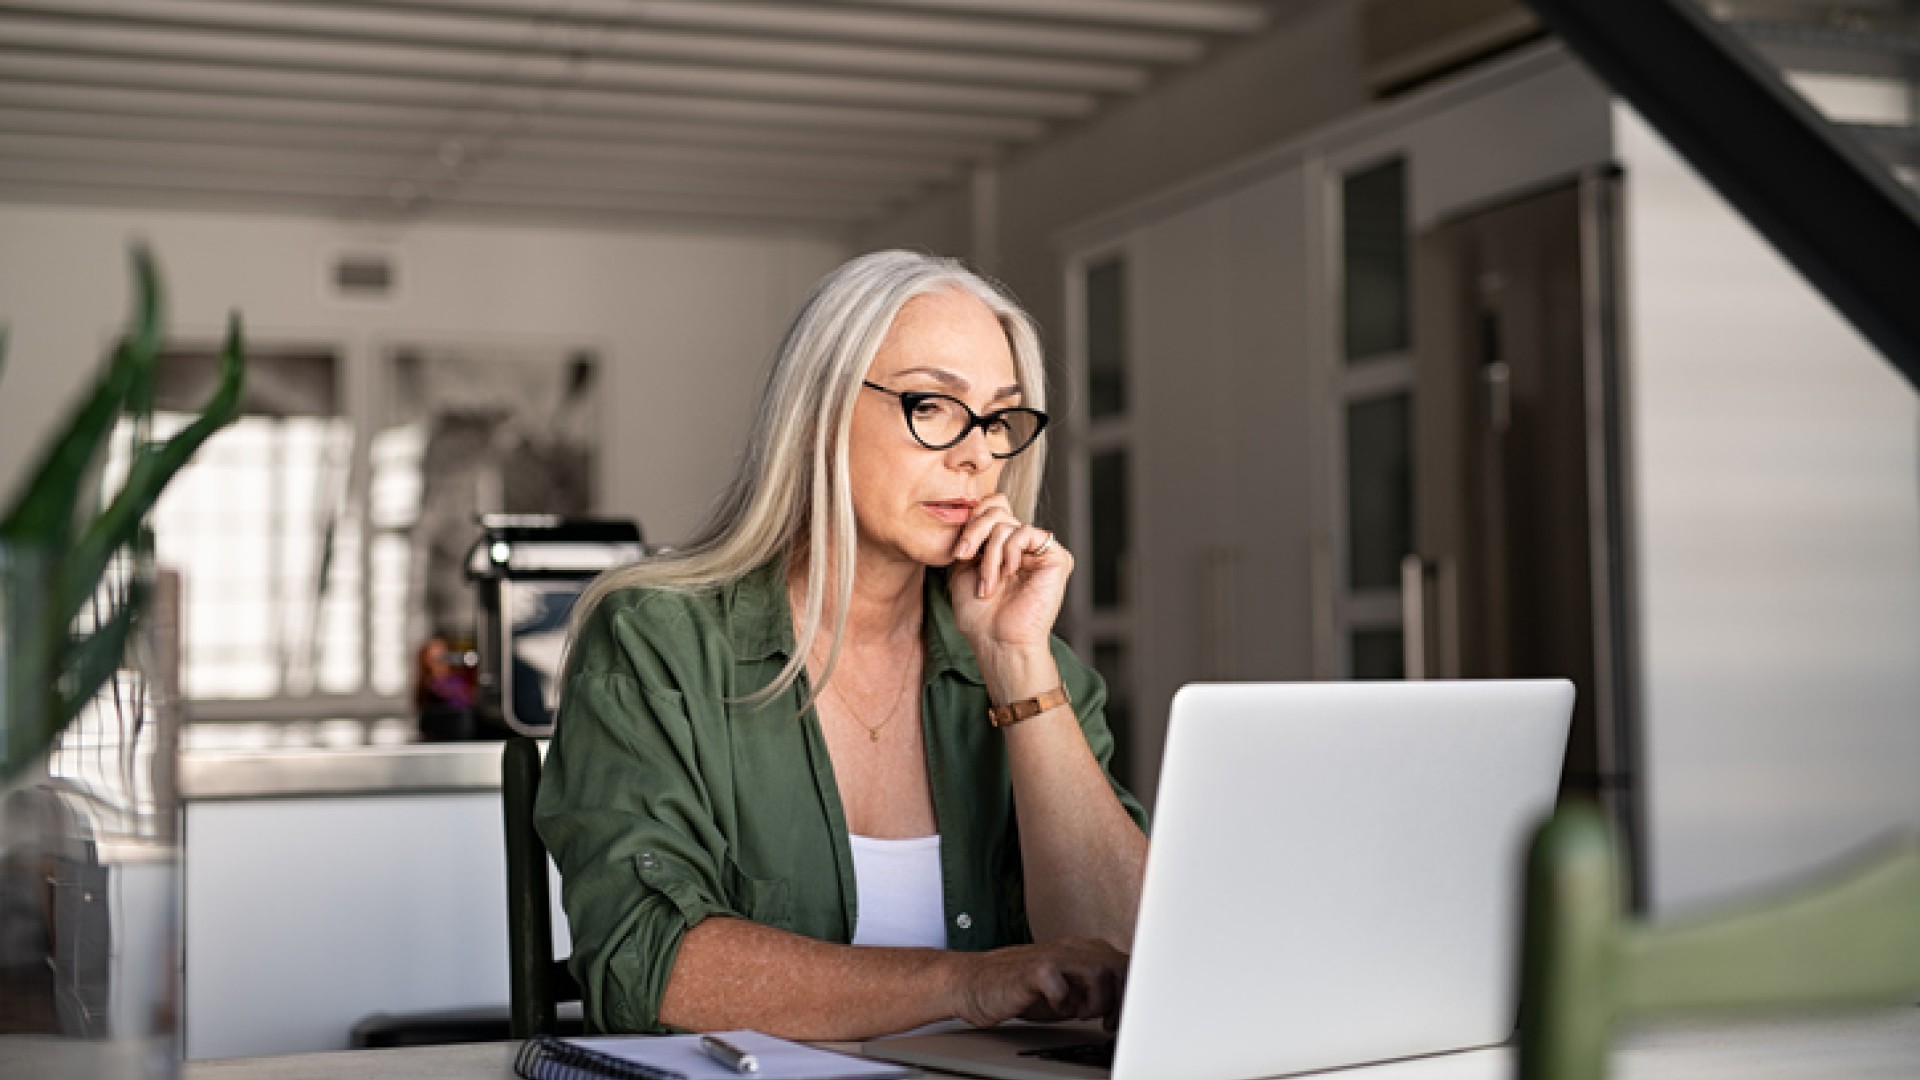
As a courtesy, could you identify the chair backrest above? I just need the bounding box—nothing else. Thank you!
[503,736,581,1039]
[1518,802,1920,1080]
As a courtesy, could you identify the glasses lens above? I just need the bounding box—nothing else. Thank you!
[985,409,1044,457]
[905,394,970,448]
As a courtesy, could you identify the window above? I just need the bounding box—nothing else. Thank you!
[117,343,599,718]
[1343,158,1411,362]
[1332,155,1416,678]
[1345,391,1413,592]
[110,349,373,705]
[1085,258,1128,420]
[1089,448,1131,611]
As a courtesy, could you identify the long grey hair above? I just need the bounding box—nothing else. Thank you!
[569,250,1048,704]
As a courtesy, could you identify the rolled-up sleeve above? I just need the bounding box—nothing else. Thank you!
[534,599,740,1034]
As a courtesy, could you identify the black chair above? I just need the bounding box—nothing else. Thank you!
[503,736,584,1038]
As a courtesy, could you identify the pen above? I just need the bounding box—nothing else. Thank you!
[701,1034,759,1074]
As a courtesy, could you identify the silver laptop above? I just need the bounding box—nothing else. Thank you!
[867,679,1574,1080]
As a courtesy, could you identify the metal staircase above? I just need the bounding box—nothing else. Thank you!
[1715,1,1920,190]
[1521,0,1920,394]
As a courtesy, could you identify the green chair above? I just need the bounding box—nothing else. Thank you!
[503,736,583,1039]
[1518,802,1920,1080]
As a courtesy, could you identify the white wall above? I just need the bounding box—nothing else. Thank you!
[0,203,845,545]
[1617,107,1920,914]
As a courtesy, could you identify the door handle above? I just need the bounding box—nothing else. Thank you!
[1400,555,1459,680]
[1482,361,1512,431]
[1401,555,1429,680]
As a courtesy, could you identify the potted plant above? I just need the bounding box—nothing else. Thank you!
[0,247,243,1076]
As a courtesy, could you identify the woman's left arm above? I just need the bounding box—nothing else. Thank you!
[977,638,1149,948]
[950,499,1149,950]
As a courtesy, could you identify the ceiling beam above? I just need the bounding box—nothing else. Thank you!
[443,184,873,220]
[318,0,1210,63]
[0,108,954,181]
[0,51,1053,140]
[837,0,1268,34]
[0,176,860,231]
[0,153,885,213]
[0,16,1102,117]
[0,0,1152,92]
[0,129,938,197]
[0,79,1002,160]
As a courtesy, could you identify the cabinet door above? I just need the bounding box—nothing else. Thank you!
[183,793,564,1059]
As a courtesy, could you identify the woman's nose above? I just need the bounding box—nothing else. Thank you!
[946,423,994,471]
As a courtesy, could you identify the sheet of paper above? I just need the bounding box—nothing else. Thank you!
[565,1030,917,1080]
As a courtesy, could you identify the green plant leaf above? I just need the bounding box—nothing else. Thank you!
[126,246,161,421]
[1,542,59,781]
[58,314,243,626]
[53,584,150,729]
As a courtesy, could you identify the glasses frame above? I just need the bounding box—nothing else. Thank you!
[860,380,1050,459]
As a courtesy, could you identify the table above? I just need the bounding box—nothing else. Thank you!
[183,1009,1920,1079]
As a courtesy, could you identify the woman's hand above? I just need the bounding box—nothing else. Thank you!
[947,938,1128,1031]
[948,495,1070,653]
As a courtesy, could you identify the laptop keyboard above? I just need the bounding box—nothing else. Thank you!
[1019,1039,1116,1070]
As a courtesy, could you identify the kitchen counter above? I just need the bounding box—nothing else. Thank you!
[180,720,514,800]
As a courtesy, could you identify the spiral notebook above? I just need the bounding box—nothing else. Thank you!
[514,1031,919,1080]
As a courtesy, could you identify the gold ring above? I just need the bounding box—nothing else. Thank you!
[1032,531,1055,556]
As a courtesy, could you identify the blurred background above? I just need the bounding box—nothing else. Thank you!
[0,0,1915,1060]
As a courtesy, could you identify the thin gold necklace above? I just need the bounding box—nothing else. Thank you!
[825,656,917,742]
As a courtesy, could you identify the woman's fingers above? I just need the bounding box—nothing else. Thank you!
[976,521,1020,598]
[952,495,1014,560]
[1027,945,1124,1024]
[951,496,1068,599]
[955,939,1128,1028]
[980,524,1064,598]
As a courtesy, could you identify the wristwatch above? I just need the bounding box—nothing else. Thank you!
[987,685,1071,728]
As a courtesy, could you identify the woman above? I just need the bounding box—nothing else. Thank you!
[536,250,1149,1040]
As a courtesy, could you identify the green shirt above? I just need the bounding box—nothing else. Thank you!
[535,559,1148,1034]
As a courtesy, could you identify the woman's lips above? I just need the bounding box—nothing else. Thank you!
[923,500,976,525]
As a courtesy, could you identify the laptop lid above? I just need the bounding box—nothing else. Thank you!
[867,678,1572,1080]
[1111,679,1572,1080]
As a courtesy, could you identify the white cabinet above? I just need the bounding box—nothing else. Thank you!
[183,788,567,1060]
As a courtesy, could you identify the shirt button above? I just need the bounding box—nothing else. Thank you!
[955,912,972,930]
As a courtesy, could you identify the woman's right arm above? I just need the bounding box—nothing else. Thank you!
[661,917,1124,1040]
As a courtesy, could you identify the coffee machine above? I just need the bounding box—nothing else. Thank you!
[464,514,644,736]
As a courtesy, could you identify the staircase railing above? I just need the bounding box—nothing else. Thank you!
[1522,0,1920,393]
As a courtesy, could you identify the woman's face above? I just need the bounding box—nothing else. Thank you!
[848,288,1022,571]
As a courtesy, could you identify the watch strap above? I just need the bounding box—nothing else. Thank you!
[987,685,1071,728]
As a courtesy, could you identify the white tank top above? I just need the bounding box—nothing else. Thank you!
[848,833,948,949]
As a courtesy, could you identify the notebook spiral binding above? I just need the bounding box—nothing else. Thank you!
[514,1034,687,1080]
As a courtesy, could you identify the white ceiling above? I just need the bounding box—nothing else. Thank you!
[0,0,1283,234]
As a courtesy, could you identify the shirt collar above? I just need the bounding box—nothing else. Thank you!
[724,558,983,686]
[725,559,792,664]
